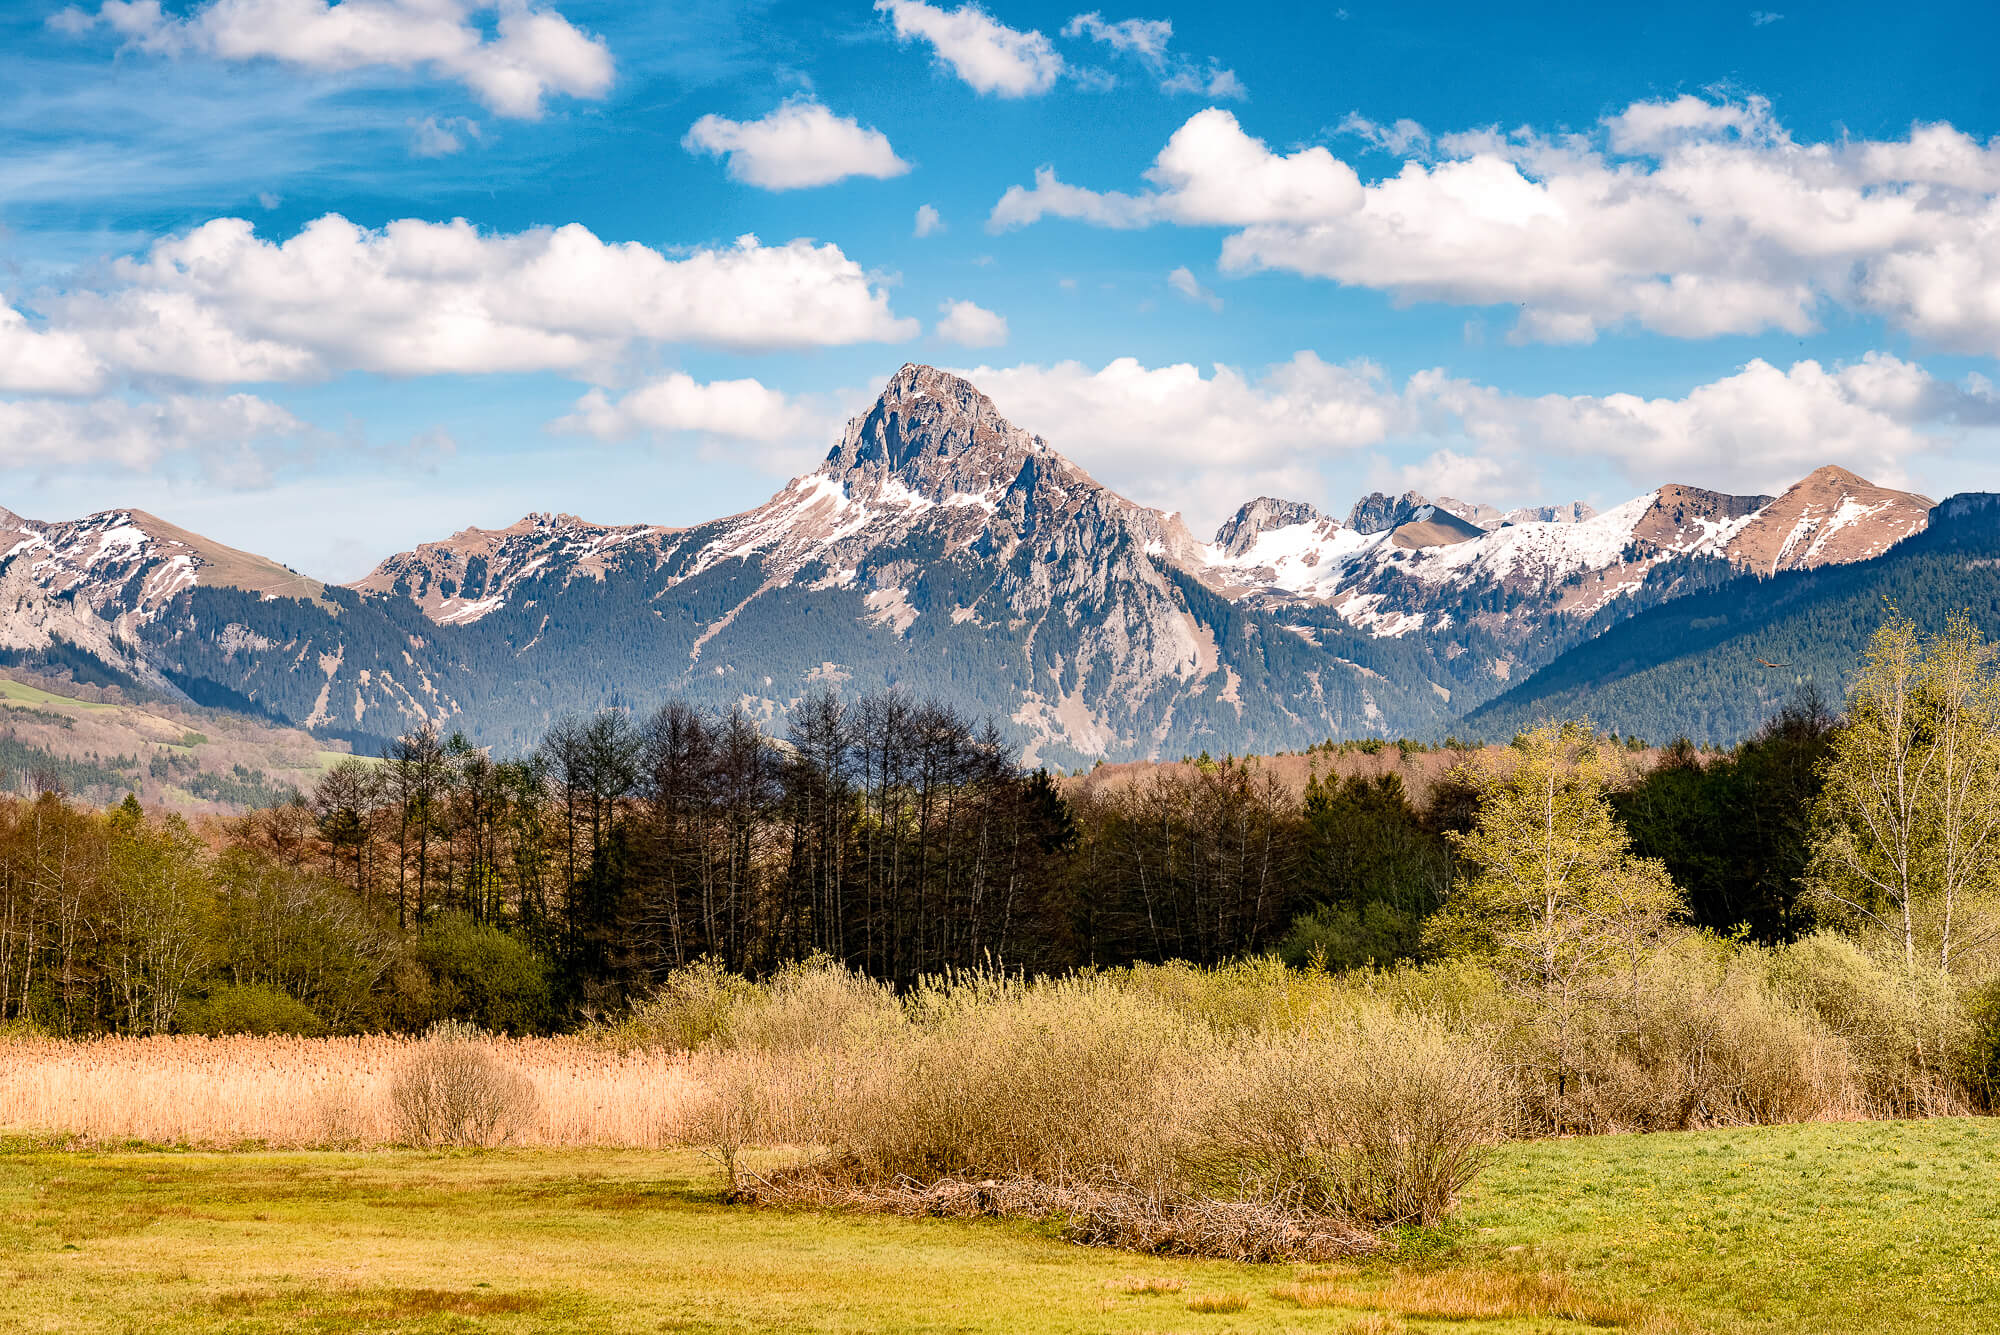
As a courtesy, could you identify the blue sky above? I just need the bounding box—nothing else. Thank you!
[4,0,1999,579]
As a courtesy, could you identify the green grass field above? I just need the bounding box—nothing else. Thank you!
[0,678,118,713]
[2,1119,1996,1334]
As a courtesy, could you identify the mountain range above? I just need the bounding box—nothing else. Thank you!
[0,363,1963,764]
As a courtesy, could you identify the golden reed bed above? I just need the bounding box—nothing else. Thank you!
[0,1035,698,1148]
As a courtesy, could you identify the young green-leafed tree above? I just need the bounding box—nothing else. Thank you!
[1809,611,2000,979]
[1426,719,1685,1107]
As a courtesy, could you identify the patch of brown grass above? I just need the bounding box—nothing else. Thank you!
[0,1034,696,1147]
[1273,1267,1640,1325]
[1107,1275,1185,1294]
[1184,1291,1250,1313]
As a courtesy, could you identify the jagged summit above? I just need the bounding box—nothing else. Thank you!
[821,363,1052,501]
[1347,490,1432,535]
[1214,497,1327,556]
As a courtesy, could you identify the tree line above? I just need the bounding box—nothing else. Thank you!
[7,613,1971,1037]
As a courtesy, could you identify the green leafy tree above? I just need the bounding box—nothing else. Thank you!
[1426,719,1685,1107]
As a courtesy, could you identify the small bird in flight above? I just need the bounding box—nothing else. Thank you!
[1756,657,1791,669]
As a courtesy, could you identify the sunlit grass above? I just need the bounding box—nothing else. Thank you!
[1,1119,1997,1333]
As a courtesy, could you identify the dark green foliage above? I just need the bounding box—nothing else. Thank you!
[1612,690,1835,942]
[396,913,552,1034]
[1278,901,1423,970]
[180,983,326,1036]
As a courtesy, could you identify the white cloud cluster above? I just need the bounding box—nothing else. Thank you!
[990,109,1361,229]
[57,0,613,118]
[0,391,307,480]
[1418,353,2000,494]
[683,99,910,190]
[943,351,1999,532]
[1061,11,1243,98]
[21,214,914,386]
[913,204,945,237]
[991,95,2000,352]
[0,305,105,395]
[875,0,1062,98]
[935,300,1009,348]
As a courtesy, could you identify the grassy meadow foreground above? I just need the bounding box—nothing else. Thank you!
[4,1121,1999,1334]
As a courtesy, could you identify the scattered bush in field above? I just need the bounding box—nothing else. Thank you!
[1194,1013,1509,1227]
[1768,932,1970,1116]
[389,1022,541,1147]
[180,984,326,1037]
[620,957,754,1052]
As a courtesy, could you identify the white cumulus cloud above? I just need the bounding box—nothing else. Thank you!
[991,95,2000,353]
[0,305,106,395]
[57,0,614,118]
[35,214,916,384]
[913,204,945,237]
[0,391,308,480]
[990,108,1362,230]
[683,98,910,191]
[942,351,1999,533]
[936,300,1009,348]
[876,0,1063,97]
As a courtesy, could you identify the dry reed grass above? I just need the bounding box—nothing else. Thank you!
[0,1034,696,1147]
[1184,1291,1250,1312]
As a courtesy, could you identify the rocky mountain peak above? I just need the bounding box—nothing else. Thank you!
[1504,501,1596,526]
[1436,496,1504,529]
[1346,490,1432,535]
[1723,467,1933,573]
[821,363,1046,501]
[1213,497,1327,556]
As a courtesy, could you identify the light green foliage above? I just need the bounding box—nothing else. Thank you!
[1810,611,2000,976]
[1425,719,1686,1112]
[102,809,214,1035]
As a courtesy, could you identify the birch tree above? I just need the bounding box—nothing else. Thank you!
[1810,611,2000,977]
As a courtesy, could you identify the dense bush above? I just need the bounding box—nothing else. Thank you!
[394,915,552,1035]
[180,984,325,1037]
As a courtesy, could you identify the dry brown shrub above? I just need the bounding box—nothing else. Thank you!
[388,1024,540,1147]
[1190,1011,1509,1227]
[836,974,1198,1187]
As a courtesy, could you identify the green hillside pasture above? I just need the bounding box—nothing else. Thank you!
[2,1118,1998,1333]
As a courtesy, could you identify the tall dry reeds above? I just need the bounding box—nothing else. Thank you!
[0,1032,697,1147]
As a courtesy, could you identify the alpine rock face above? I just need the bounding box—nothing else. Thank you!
[0,365,1943,761]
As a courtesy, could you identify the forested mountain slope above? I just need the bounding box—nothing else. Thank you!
[1462,493,2000,744]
